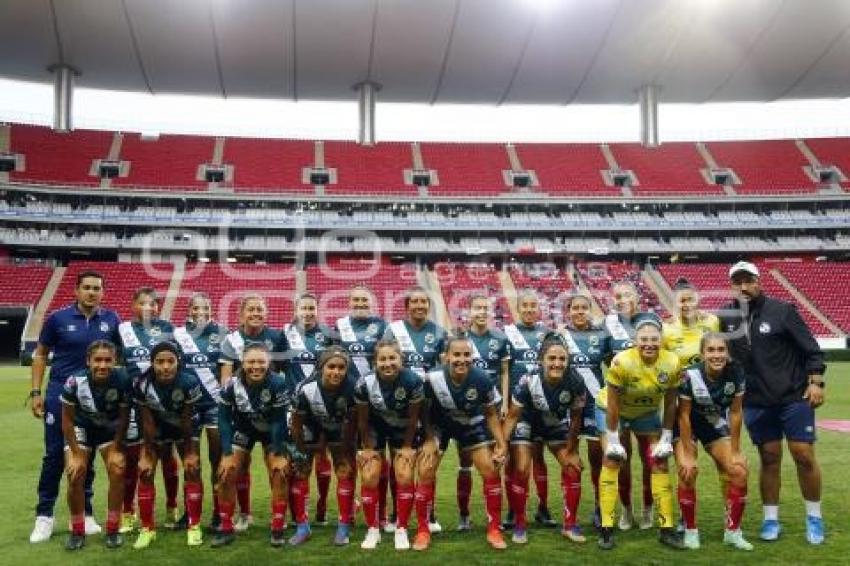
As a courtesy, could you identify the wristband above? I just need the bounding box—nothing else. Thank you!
[30,389,42,397]
[659,428,673,444]
[606,429,620,446]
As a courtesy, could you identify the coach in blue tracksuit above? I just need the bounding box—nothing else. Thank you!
[28,270,121,543]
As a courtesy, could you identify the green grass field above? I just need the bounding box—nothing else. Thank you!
[1,365,848,565]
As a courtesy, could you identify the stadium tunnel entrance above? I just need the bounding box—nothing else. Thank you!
[0,307,27,362]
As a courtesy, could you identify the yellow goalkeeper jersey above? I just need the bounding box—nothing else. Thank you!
[662,312,720,368]
[597,347,681,419]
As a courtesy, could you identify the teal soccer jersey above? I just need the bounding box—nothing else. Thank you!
[504,322,547,385]
[468,328,509,387]
[383,320,447,378]
[336,315,388,380]
[278,323,335,384]
[133,370,203,428]
[117,319,175,381]
[61,368,132,429]
[219,326,282,371]
[511,371,586,430]
[354,368,424,433]
[679,362,746,421]
[173,321,226,407]
[425,366,501,428]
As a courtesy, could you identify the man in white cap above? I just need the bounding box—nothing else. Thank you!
[719,261,826,545]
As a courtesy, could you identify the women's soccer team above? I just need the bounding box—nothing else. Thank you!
[59,277,755,552]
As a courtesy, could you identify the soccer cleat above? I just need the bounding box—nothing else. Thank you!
[288,523,311,546]
[512,527,528,544]
[334,523,351,545]
[501,510,515,531]
[457,515,472,531]
[759,519,782,542]
[394,527,410,550]
[84,516,102,536]
[105,532,124,549]
[119,512,136,534]
[412,531,431,551]
[174,512,189,531]
[675,517,685,535]
[805,516,825,545]
[683,529,700,550]
[598,527,615,550]
[361,527,381,549]
[592,506,602,533]
[65,533,85,551]
[486,528,507,550]
[30,516,54,543]
[535,506,557,528]
[383,520,397,534]
[659,527,686,550]
[562,525,587,543]
[639,505,654,530]
[723,529,754,551]
[233,513,254,533]
[187,525,203,547]
[133,528,156,550]
[618,506,635,531]
[270,530,286,547]
[163,507,179,529]
[428,519,443,534]
[210,531,235,548]
[208,513,221,533]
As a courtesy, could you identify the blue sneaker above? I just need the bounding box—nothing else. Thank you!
[334,523,351,546]
[288,522,311,546]
[759,519,782,541]
[805,516,824,545]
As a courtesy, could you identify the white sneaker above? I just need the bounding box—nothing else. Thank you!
[683,528,701,549]
[618,507,634,531]
[361,527,381,550]
[383,521,396,534]
[394,527,410,550]
[639,506,654,530]
[84,516,102,536]
[428,520,442,534]
[30,516,54,543]
[233,513,254,533]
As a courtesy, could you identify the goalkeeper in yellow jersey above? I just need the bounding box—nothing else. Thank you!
[662,278,720,368]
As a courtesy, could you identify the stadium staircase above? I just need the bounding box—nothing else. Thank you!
[768,269,843,336]
[497,270,520,321]
[23,266,65,342]
[641,266,676,316]
[159,260,185,322]
[422,266,452,330]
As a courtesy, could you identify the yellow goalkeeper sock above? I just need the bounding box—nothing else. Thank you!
[599,465,619,528]
[651,471,674,528]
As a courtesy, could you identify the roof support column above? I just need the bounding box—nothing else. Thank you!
[638,84,660,148]
[49,64,79,133]
[355,81,381,146]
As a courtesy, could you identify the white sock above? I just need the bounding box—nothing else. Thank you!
[763,505,779,521]
[804,500,822,519]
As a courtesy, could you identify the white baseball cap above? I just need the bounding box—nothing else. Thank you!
[728,261,760,279]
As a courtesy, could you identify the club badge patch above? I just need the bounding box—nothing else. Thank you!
[759,322,771,334]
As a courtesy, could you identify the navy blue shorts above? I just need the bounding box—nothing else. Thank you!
[434,421,492,452]
[744,401,816,445]
[154,418,200,445]
[69,423,117,451]
[673,411,728,448]
[510,419,570,447]
[368,422,421,451]
[302,421,345,448]
[232,426,272,453]
[195,405,219,429]
[580,397,599,439]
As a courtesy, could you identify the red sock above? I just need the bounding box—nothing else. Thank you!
[562,467,581,529]
[106,510,120,535]
[618,465,632,509]
[533,458,548,509]
[388,460,398,517]
[378,460,389,523]
[71,514,85,536]
[236,471,252,515]
[219,501,234,534]
[316,456,332,519]
[510,474,529,529]
[396,483,414,530]
[290,478,310,524]
[361,485,380,528]
[415,482,434,535]
[163,455,179,509]
[457,467,473,517]
[590,463,601,504]
[287,480,297,522]
[678,485,697,529]
[726,484,747,530]
[337,477,355,525]
[483,476,503,532]
[639,436,653,508]
[123,444,140,513]
[137,482,155,530]
[271,499,287,532]
[185,481,203,527]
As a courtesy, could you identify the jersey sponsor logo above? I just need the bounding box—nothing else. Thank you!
[106,388,118,402]
[723,382,735,395]
[522,350,538,361]
[192,353,208,364]
[424,333,435,344]
[133,347,150,359]
[559,390,572,404]
[573,353,590,365]
[350,343,365,353]
[759,322,771,334]
[99,322,110,332]
[394,387,407,401]
[172,389,184,403]
[465,388,478,401]
[657,372,669,384]
[408,353,424,364]
[298,351,315,360]
[473,359,488,369]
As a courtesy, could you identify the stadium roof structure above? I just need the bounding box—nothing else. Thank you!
[2,0,850,105]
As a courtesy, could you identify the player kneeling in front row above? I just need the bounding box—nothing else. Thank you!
[214,343,294,547]
[355,340,424,550]
[133,341,205,549]
[414,336,508,551]
[596,316,684,551]
[61,340,131,550]
[675,332,753,551]
[502,336,587,544]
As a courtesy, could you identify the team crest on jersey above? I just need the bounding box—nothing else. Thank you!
[589,336,599,346]
[315,332,325,343]
[208,333,220,344]
[424,333,435,344]
[260,389,271,403]
[657,372,669,384]
[536,332,545,342]
[394,388,407,401]
[149,327,162,337]
[465,389,478,401]
[172,389,185,403]
[100,322,110,332]
[105,389,118,402]
[487,339,497,350]
[759,322,771,334]
[723,382,735,395]
[559,391,572,404]
[523,350,537,361]
[367,323,378,335]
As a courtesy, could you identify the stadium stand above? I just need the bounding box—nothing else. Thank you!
[323,141,416,196]
[509,262,576,327]
[0,264,53,307]
[434,261,511,329]
[609,142,723,195]
[9,124,109,186]
[576,261,661,314]
[774,262,850,334]
[707,140,814,194]
[805,137,850,188]
[224,137,314,193]
[420,143,510,196]
[514,143,619,196]
[114,133,213,190]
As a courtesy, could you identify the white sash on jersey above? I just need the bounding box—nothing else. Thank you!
[427,370,457,411]
[605,314,631,342]
[174,326,221,403]
[301,381,329,418]
[338,317,371,378]
[227,330,246,361]
[504,324,531,351]
[75,374,97,414]
[364,373,388,412]
[140,380,166,415]
[285,325,315,378]
[119,321,150,373]
[687,368,714,406]
[559,328,581,355]
[390,320,416,353]
[575,367,601,401]
[527,374,551,412]
[232,378,254,414]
